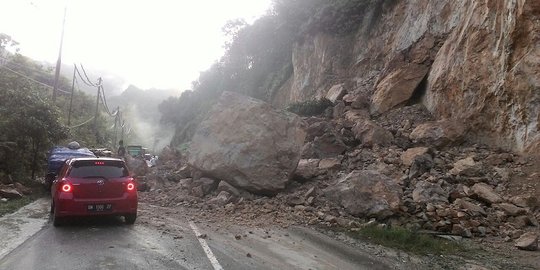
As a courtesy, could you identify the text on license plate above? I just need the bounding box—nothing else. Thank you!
[87,204,112,211]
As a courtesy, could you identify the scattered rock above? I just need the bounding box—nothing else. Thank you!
[410,119,466,147]
[208,191,233,206]
[454,198,486,216]
[325,84,346,103]
[294,159,320,181]
[176,166,192,179]
[412,181,448,204]
[450,157,482,176]
[303,133,348,158]
[318,158,342,170]
[408,154,433,178]
[13,182,32,195]
[0,187,23,199]
[514,232,538,251]
[496,203,527,217]
[470,183,502,205]
[325,170,402,219]
[352,120,394,147]
[401,147,430,166]
[217,181,240,197]
[192,178,219,196]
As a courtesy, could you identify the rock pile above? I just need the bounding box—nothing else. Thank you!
[141,91,539,252]
[0,180,32,202]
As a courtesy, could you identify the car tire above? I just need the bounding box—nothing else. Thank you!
[52,205,64,227]
[124,214,136,225]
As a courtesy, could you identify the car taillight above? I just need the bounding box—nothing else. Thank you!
[61,183,72,192]
[127,182,135,191]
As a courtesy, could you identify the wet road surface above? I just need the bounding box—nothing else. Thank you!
[0,199,396,270]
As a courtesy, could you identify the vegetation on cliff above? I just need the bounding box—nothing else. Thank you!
[0,34,116,180]
[160,0,383,146]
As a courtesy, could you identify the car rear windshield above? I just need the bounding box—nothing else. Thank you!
[68,160,128,178]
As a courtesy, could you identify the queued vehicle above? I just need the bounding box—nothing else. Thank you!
[50,157,138,226]
[45,145,96,191]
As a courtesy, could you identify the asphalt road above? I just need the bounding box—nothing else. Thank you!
[0,199,397,270]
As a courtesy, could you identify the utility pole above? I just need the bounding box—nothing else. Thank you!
[52,7,67,103]
[94,77,102,143]
[67,64,76,126]
[121,120,125,142]
[113,106,120,150]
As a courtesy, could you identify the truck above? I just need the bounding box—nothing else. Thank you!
[126,145,146,158]
[45,146,96,190]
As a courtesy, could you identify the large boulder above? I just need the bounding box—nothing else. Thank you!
[371,63,430,114]
[188,92,306,194]
[325,170,402,218]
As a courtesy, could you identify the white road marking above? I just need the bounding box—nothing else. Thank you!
[189,221,224,270]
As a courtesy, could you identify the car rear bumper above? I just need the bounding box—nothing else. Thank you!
[55,192,137,217]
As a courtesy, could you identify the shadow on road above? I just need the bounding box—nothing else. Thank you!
[50,215,128,228]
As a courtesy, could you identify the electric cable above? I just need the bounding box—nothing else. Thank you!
[69,116,95,128]
[74,65,96,87]
[0,65,71,94]
[80,64,97,86]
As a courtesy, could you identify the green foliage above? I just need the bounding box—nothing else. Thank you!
[0,85,68,178]
[160,0,385,146]
[286,98,333,116]
[352,225,468,255]
[0,38,116,178]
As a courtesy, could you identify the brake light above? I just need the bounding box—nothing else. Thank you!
[127,182,135,191]
[61,183,72,192]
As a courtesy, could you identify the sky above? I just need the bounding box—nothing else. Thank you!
[0,0,272,92]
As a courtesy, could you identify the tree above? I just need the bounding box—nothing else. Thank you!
[0,87,68,179]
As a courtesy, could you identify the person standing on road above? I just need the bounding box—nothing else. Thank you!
[117,140,126,158]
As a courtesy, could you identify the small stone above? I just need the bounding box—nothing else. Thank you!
[235,235,242,240]
[246,253,252,258]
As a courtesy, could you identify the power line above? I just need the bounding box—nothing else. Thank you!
[0,56,54,76]
[79,64,97,86]
[0,65,71,94]
[74,65,96,87]
[69,116,95,128]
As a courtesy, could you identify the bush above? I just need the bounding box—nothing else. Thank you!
[286,98,333,116]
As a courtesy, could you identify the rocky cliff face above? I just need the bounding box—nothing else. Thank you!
[273,0,540,153]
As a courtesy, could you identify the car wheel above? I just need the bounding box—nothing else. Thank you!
[124,214,137,225]
[52,206,64,227]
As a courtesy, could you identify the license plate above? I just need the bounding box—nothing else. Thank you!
[87,204,112,212]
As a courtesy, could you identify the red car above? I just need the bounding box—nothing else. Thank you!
[51,157,138,226]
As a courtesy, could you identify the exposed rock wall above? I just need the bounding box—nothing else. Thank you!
[272,0,540,153]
